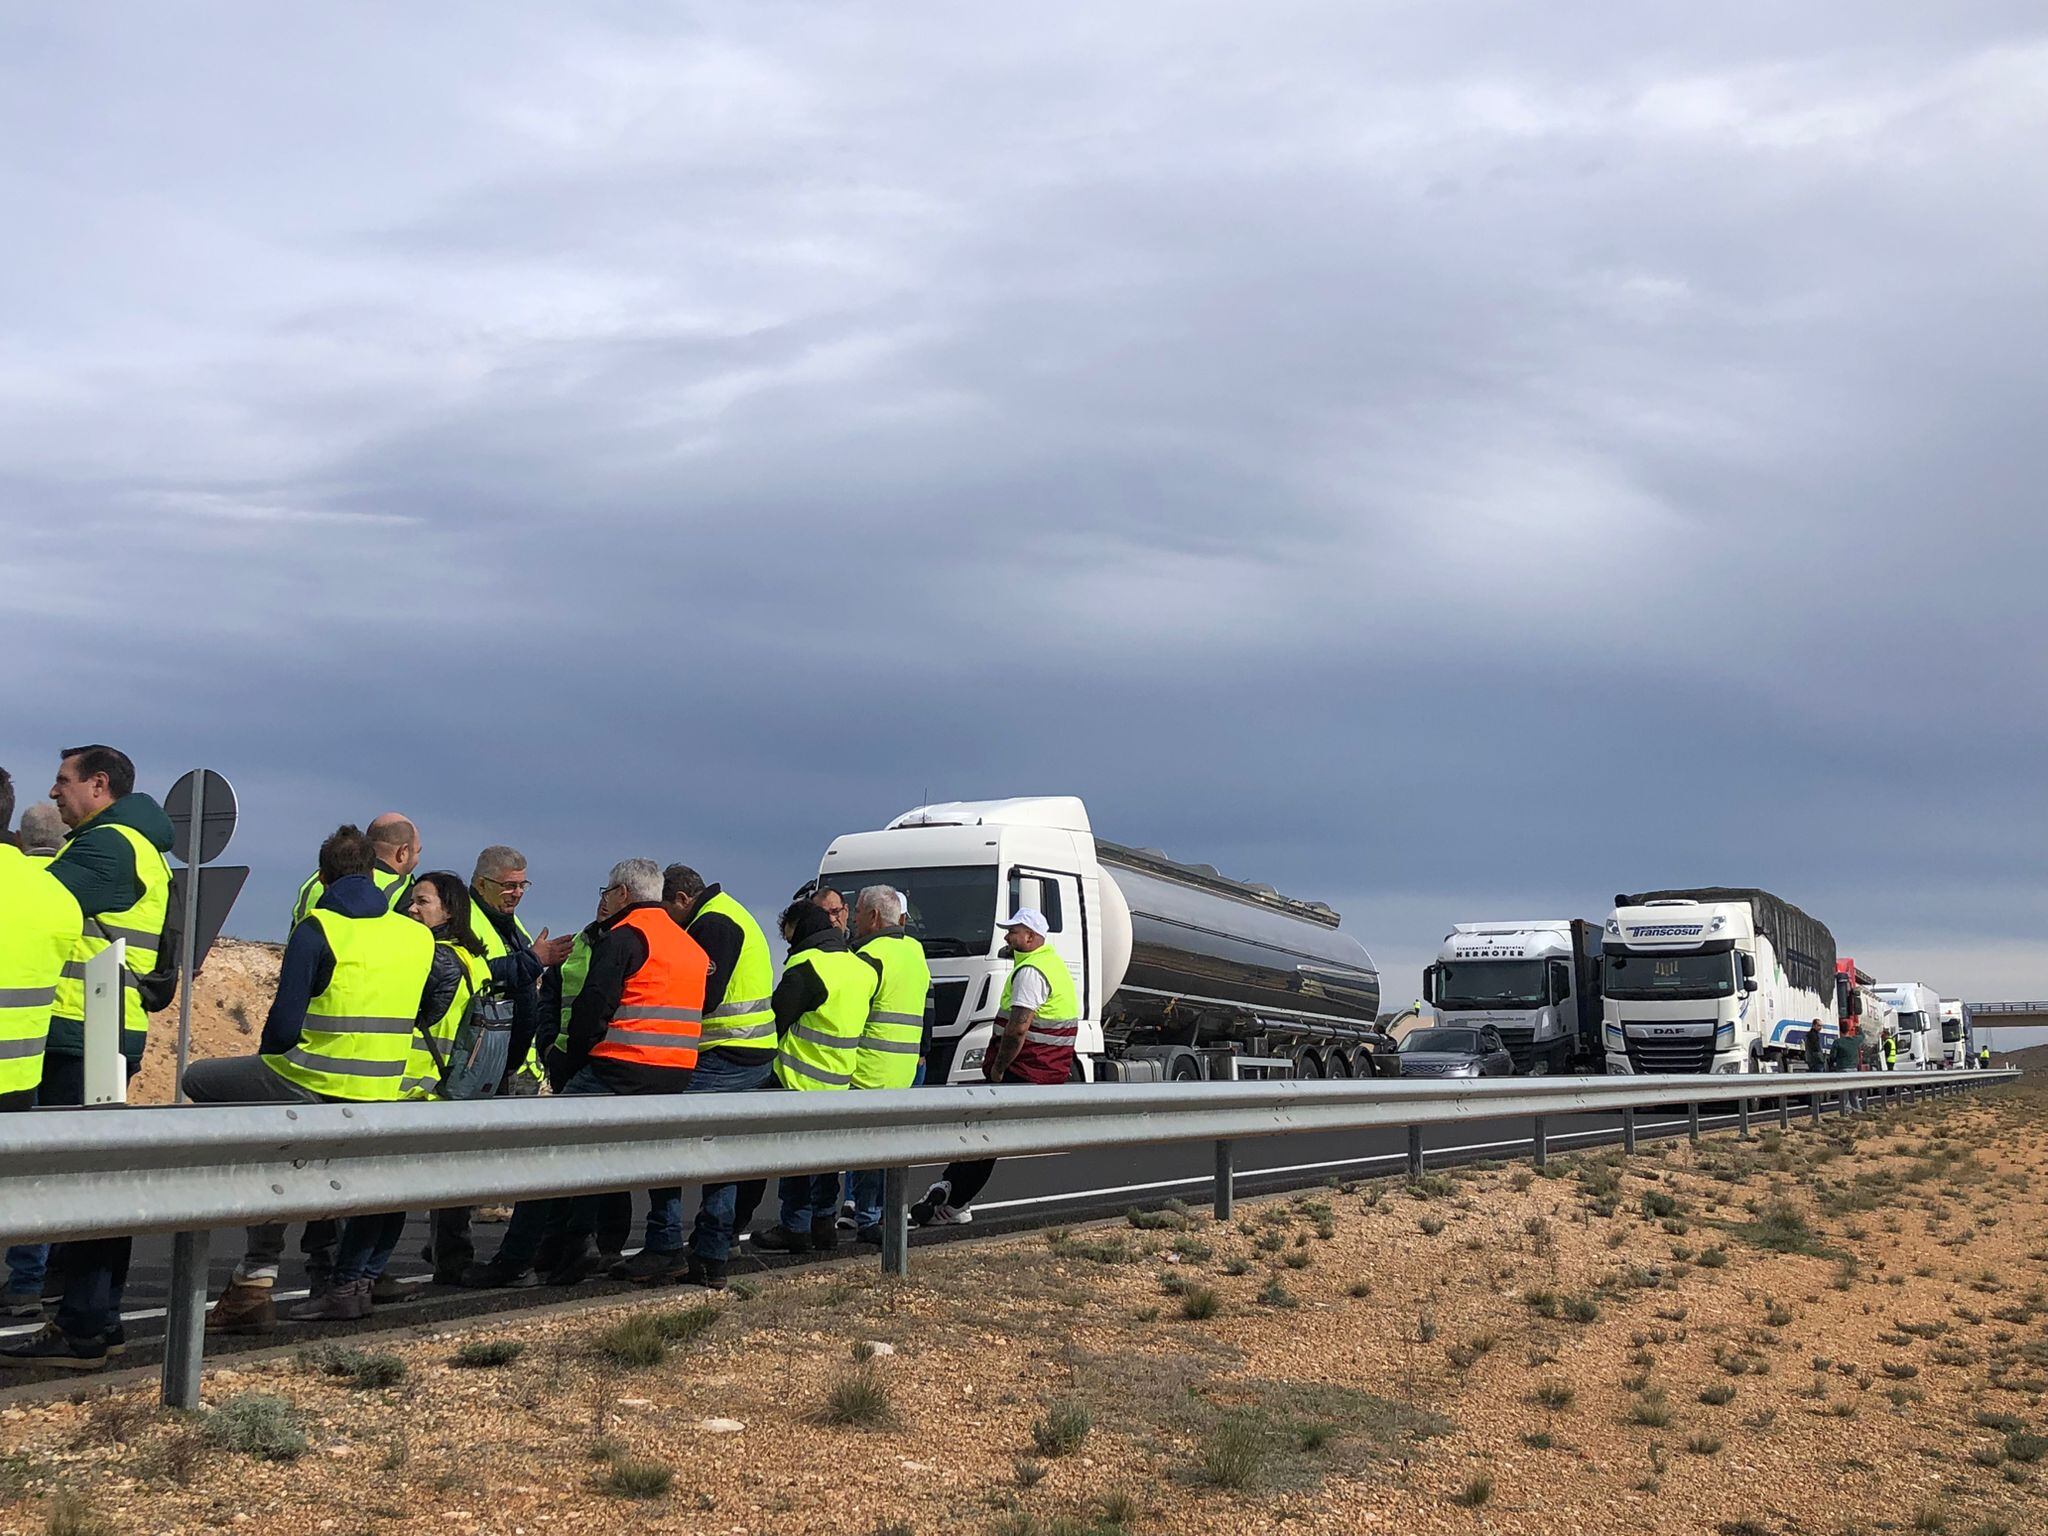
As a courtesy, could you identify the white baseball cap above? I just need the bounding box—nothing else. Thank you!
[999,907,1050,939]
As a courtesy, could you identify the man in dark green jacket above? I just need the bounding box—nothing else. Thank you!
[1,746,174,1371]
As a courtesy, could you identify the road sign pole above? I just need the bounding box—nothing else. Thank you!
[173,773,204,1105]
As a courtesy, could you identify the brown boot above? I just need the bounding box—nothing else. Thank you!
[288,1278,371,1322]
[206,1278,277,1334]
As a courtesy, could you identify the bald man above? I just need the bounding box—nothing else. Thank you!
[290,812,420,928]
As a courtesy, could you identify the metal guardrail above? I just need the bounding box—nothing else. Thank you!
[0,1066,2012,1406]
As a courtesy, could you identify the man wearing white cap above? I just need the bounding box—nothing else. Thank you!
[910,906,1078,1226]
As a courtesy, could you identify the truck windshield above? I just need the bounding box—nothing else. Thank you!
[1896,1011,1926,1033]
[1401,1028,1481,1053]
[1942,1021,1963,1042]
[1436,959,1546,1010]
[1602,951,1736,1001]
[819,865,999,958]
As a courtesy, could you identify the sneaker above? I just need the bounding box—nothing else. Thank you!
[540,1238,600,1287]
[923,1203,972,1227]
[810,1225,840,1253]
[369,1273,410,1305]
[0,1288,43,1319]
[907,1180,951,1228]
[613,1249,689,1286]
[0,1323,106,1372]
[207,1278,277,1335]
[681,1255,729,1292]
[289,1278,373,1323]
[455,1258,539,1291]
[750,1225,811,1255]
[836,1200,858,1231]
[99,1324,127,1358]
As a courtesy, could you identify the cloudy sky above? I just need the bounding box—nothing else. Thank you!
[4,2,2043,1020]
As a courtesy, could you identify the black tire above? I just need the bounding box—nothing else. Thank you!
[1167,1053,1203,1083]
[1295,1051,1324,1080]
[1325,1051,1352,1079]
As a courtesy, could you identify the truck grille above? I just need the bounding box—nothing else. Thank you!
[1624,1031,1716,1074]
[928,979,970,1031]
[1493,1027,1538,1073]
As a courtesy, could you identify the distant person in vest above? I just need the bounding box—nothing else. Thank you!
[0,768,84,1349]
[289,812,422,928]
[468,845,573,1098]
[465,860,706,1288]
[0,746,172,1372]
[16,803,64,865]
[1882,1031,1897,1070]
[841,885,932,1245]
[1979,1044,1991,1069]
[184,824,435,1334]
[1832,1016,1863,1111]
[617,864,778,1290]
[1802,1018,1827,1073]
[292,870,495,1322]
[751,899,879,1253]
[912,906,1076,1228]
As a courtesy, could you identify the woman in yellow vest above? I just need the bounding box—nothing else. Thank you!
[294,872,493,1322]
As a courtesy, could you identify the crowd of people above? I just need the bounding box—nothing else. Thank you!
[0,745,1081,1373]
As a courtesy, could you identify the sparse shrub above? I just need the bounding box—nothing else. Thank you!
[1014,1457,1047,1487]
[1293,1420,1336,1450]
[1031,1399,1091,1457]
[1698,1246,1729,1268]
[303,1344,407,1389]
[1418,1214,1446,1236]
[605,1457,673,1499]
[1199,1412,1266,1489]
[202,1394,308,1462]
[1629,1389,1672,1427]
[1126,1206,1186,1231]
[1911,1500,1949,1531]
[1346,1280,1372,1298]
[592,1315,667,1368]
[1180,1285,1220,1321]
[1455,1470,1494,1506]
[44,1491,115,1536]
[821,1363,896,1428]
[1533,1379,1575,1409]
[2004,1432,2048,1464]
[1562,1293,1600,1324]
[1256,1278,1297,1309]
[653,1304,721,1345]
[1685,1432,1723,1455]
[1699,1383,1736,1406]
[1280,1247,1312,1269]
[1221,1256,1252,1276]
[453,1338,525,1369]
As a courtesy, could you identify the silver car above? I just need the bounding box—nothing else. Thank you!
[1394,1025,1516,1079]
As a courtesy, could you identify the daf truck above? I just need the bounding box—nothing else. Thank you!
[1421,920,1603,1075]
[1873,981,1943,1069]
[814,796,1386,1084]
[1939,1000,1970,1067]
[1602,888,1838,1074]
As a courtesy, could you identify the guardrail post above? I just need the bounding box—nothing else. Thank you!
[1531,1115,1548,1170]
[1213,1140,1235,1221]
[1406,1126,1424,1178]
[161,1229,210,1409]
[1737,1096,1751,1139]
[1777,1091,1790,1130]
[1810,1087,1822,1125]
[1686,1102,1700,1143]
[880,1167,909,1279]
[1621,1106,1637,1154]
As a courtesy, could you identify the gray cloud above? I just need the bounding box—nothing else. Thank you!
[3,2,2044,1003]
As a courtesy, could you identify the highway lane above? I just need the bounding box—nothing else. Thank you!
[0,1092,1817,1376]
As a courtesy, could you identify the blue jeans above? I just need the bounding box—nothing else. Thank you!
[333,1212,407,1286]
[674,1049,775,1261]
[777,1173,840,1234]
[843,1060,925,1231]
[490,1065,620,1270]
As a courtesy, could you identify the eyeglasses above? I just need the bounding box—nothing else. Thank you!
[487,877,532,893]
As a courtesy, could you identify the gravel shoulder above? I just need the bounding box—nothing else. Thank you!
[3,1073,2039,1536]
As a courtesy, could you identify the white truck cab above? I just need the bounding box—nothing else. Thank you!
[1873,981,1942,1070]
[1422,920,1602,1074]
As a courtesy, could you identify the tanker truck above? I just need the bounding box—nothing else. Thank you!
[814,796,1386,1084]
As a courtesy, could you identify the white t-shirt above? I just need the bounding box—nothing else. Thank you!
[1008,963,1051,1014]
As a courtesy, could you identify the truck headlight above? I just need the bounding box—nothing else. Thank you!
[962,1047,986,1068]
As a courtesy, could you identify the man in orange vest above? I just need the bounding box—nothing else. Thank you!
[524,858,707,1286]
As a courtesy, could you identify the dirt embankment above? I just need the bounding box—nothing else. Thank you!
[6,1082,2041,1534]
[128,938,281,1105]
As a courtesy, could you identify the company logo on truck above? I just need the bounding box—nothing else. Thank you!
[1626,923,1705,939]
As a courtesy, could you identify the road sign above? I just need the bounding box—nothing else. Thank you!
[161,865,250,979]
[165,769,237,865]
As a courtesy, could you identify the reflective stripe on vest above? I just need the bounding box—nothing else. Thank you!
[0,848,83,1095]
[773,947,877,1091]
[852,932,931,1090]
[473,904,543,1078]
[401,944,491,1100]
[50,820,170,1050]
[590,907,708,1071]
[267,907,436,1101]
[1002,944,1081,1054]
[293,867,413,929]
[692,891,777,1052]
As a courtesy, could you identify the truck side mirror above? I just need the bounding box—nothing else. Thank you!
[1739,952,1756,980]
[1421,965,1438,1005]
[1743,978,1758,994]
[1548,960,1571,1004]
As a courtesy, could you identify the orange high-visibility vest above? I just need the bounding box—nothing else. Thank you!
[589,906,707,1071]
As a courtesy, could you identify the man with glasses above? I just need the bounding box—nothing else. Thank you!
[289,812,422,928]
[468,846,572,1096]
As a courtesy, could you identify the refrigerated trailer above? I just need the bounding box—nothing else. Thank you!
[815,796,1386,1084]
[1422,919,1603,1074]
[1602,888,1838,1074]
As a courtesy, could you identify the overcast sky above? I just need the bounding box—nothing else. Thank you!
[4,2,2044,1014]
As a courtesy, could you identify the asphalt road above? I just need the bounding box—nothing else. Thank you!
[0,1092,1814,1377]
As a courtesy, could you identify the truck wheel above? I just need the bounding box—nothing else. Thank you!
[1295,1052,1324,1080]
[1325,1051,1352,1079]
[1167,1052,1203,1083]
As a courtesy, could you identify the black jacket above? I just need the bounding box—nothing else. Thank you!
[769,913,881,1031]
[681,884,747,1016]
[562,902,695,1095]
